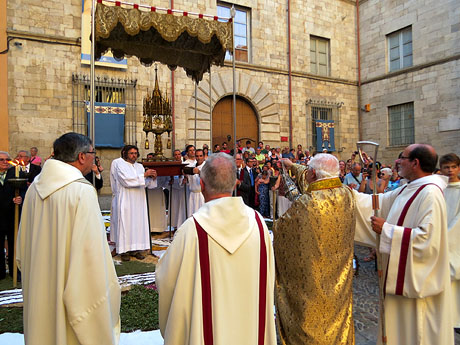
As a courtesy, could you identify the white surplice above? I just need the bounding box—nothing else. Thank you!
[277,195,292,217]
[109,157,124,246]
[170,175,186,228]
[446,181,460,327]
[186,161,205,217]
[354,174,453,345]
[110,159,157,253]
[147,176,168,232]
[156,196,276,345]
[17,159,120,345]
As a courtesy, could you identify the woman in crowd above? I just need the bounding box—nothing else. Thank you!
[255,167,270,218]
[339,160,346,182]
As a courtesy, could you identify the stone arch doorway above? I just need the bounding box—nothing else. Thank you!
[186,70,280,149]
[212,96,258,151]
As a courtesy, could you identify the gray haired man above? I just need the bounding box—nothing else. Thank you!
[17,132,121,345]
[157,153,276,345]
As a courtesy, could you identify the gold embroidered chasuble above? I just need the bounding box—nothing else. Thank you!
[274,164,356,345]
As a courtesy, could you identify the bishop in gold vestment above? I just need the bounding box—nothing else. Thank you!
[274,154,356,345]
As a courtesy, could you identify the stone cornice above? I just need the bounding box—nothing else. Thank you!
[361,53,460,85]
[223,60,358,86]
[6,29,80,46]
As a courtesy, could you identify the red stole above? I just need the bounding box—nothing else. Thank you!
[193,210,268,345]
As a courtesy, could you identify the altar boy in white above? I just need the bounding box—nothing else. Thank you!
[440,153,460,329]
[186,148,205,217]
[354,144,453,345]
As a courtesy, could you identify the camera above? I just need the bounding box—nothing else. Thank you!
[182,166,196,175]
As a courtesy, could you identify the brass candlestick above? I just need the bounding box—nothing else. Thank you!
[7,177,28,288]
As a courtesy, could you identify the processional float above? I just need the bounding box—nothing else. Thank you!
[90,0,234,243]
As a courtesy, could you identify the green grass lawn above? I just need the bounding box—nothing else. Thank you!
[0,260,158,334]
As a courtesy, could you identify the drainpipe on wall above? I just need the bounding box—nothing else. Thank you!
[356,0,362,141]
[287,0,293,148]
[171,0,176,151]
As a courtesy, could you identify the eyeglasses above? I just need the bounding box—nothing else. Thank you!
[84,151,96,155]
[399,156,411,160]
[0,158,8,162]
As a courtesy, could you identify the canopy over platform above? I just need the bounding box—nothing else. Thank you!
[95,0,233,82]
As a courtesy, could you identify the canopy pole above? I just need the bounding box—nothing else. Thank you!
[90,0,96,145]
[209,67,212,148]
[231,6,236,157]
[194,82,197,147]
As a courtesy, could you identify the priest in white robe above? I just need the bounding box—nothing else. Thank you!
[109,149,126,250]
[156,153,276,345]
[17,133,120,345]
[354,144,453,345]
[110,145,157,261]
[170,149,187,229]
[186,148,205,217]
[440,153,460,328]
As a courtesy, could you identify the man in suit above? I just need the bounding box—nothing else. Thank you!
[16,150,41,186]
[0,151,22,279]
[236,155,256,209]
[2,150,42,279]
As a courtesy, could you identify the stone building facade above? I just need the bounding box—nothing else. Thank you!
[1,0,458,195]
[1,0,360,194]
[358,0,460,163]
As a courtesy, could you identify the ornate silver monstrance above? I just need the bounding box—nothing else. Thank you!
[143,65,173,161]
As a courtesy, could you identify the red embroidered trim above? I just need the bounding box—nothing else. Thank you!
[194,212,267,345]
[255,212,267,345]
[194,218,214,345]
[395,227,412,295]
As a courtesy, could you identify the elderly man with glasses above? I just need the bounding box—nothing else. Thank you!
[354,144,453,345]
[17,133,121,345]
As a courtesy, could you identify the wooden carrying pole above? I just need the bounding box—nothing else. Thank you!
[12,190,19,287]
[357,140,387,345]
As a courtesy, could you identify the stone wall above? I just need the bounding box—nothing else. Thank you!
[359,0,460,164]
[6,0,360,195]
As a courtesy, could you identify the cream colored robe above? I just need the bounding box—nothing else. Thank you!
[445,181,460,327]
[110,159,157,253]
[354,174,453,345]
[17,159,121,345]
[156,196,276,345]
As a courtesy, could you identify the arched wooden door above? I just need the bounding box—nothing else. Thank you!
[212,96,258,150]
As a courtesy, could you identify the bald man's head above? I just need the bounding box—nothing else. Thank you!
[407,144,438,173]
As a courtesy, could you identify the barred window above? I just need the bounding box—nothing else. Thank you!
[72,74,137,146]
[311,106,333,147]
[388,102,414,146]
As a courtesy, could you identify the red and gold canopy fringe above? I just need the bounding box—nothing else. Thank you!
[95,0,233,82]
